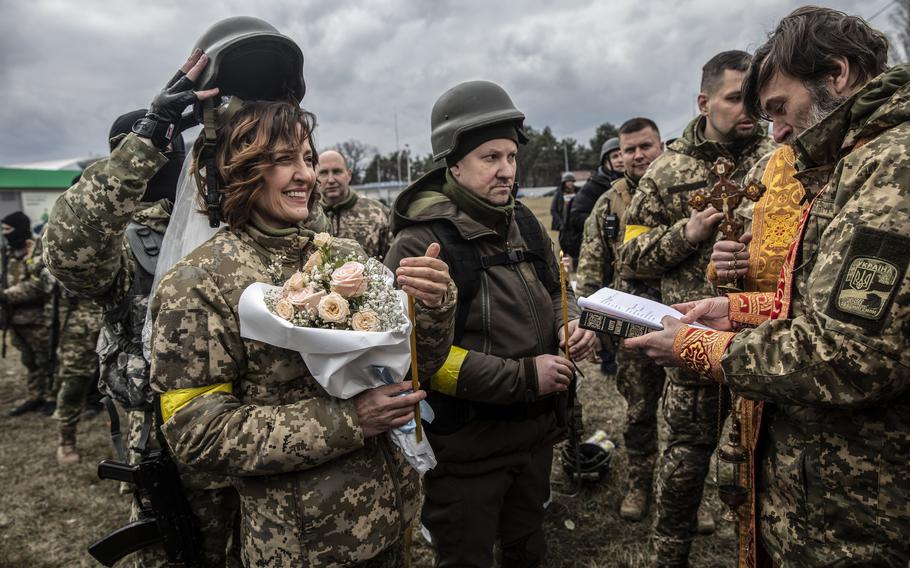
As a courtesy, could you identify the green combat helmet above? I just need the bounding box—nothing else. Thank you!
[193,15,305,103]
[599,137,620,164]
[190,16,306,226]
[430,80,528,162]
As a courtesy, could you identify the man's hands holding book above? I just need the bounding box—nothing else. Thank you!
[558,319,598,361]
[624,296,733,366]
[674,296,733,331]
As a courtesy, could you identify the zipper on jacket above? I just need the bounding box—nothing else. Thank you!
[378,436,406,535]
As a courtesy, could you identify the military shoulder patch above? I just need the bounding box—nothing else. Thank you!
[826,226,910,334]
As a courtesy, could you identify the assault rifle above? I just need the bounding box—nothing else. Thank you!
[88,448,203,567]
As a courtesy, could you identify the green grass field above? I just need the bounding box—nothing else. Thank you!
[0,198,736,567]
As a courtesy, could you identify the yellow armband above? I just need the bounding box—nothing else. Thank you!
[160,383,233,422]
[623,224,651,243]
[429,346,469,396]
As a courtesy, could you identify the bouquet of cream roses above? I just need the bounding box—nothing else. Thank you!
[238,233,436,472]
[265,232,408,333]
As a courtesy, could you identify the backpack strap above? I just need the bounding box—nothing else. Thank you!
[428,221,483,344]
[514,201,560,295]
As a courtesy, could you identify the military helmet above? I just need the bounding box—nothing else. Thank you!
[599,137,620,164]
[561,172,576,183]
[430,80,528,162]
[193,16,305,103]
[560,439,612,482]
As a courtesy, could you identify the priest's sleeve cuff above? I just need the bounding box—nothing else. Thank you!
[728,292,775,327]
[672,326,736,383]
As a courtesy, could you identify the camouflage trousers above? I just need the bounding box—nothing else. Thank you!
[422,442,553,568]
[120,409,242,568]
[616,346,666,491]
[53,301,103,427]
[654,378,730,566]
[357,537,408,567]
[8,323,52,400]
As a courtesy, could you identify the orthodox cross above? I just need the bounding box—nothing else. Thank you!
[688,157,766,241]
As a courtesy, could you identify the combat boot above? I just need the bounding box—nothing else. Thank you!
[696,503,715,535]
[8,397,44,416]
[56,424,80,465]
[619,487,651,521]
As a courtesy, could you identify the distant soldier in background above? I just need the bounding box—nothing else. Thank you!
[317,150,391,259]
[561,137,623,267]
[550,171,576,231]
[51,281,104,465]
[2,212,54,417]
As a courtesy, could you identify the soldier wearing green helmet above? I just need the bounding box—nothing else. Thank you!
[386,80,598,567]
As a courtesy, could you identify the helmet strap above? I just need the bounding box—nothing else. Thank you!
[201,99,222,228]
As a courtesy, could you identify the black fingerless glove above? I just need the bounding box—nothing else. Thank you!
[132,70,199,150]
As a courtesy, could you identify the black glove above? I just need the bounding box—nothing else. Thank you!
[132,70,199,150]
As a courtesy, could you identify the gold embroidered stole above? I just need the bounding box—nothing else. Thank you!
[738,146,804,568]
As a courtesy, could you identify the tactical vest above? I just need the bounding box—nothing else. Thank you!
[96,222,163,410]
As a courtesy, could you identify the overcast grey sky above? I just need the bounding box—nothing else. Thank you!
[0,0,897,166]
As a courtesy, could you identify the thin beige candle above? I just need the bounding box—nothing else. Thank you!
[558,251,572,363]
[407,295,423,442]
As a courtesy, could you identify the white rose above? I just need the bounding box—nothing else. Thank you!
[302,250,324,272]
[274,299,296,321]
[330,261,368,298]
[313,232,333,248]
[287,285,326,311]
[317,292,350,323]
[283,271,307,293]
[351,309,381,332]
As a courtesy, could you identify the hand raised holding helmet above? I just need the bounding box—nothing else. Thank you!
[132,49,219,150]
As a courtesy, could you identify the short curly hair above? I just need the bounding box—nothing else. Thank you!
[193,100,318,228]
[742,6,889,120]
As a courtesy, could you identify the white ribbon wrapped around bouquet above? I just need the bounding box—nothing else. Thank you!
[238,282,436,473]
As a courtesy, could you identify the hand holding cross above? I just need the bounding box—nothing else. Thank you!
[688,157,766,242]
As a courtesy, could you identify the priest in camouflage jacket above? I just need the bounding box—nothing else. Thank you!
[628,7,910,566]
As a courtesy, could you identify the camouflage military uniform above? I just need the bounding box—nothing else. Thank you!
[577,173,666,493]
[323,189,391,260]
[387,167,579,568]
[43,133,241,568]
[620,117,774,565]
[2,238,53,403]
[148,214,454,567]
[675,65,910,566]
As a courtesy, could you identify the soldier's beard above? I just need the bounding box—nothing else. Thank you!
[785,82,847,144]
